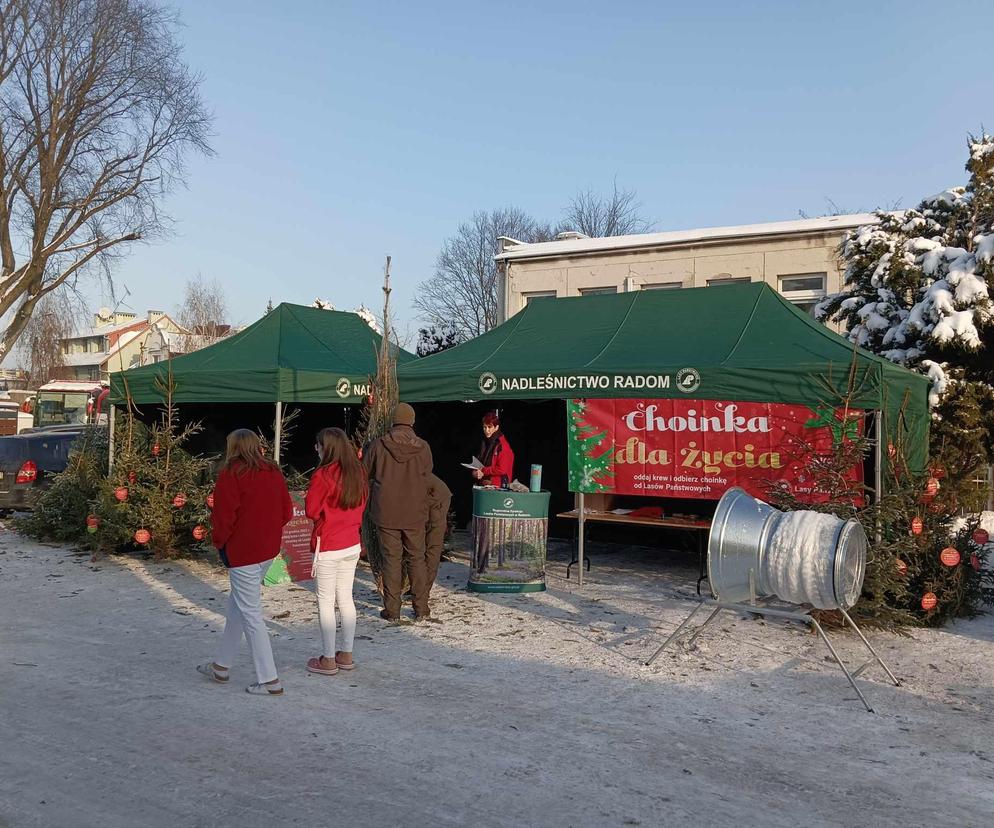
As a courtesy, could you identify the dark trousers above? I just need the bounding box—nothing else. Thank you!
[425,518,446,587]
[378,527,430,618]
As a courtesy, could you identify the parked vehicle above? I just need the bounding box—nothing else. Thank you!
[31,381,108,429]
[0,428,81,512]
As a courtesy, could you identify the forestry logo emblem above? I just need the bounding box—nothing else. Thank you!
[478,372,497,395]
[503,497,515,509]
[335,377,352,398]
[676,368,700,394]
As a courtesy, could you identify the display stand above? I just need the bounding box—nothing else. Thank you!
[645,595,901,713]
[469,488,550,593]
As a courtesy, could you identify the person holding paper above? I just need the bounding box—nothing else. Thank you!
[472,411,514,487]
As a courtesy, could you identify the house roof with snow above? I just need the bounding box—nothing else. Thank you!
[495,213,881,262]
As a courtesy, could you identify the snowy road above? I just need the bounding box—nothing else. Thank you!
[2,531,993,828]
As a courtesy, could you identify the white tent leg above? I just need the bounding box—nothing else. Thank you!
[274,401,283,465]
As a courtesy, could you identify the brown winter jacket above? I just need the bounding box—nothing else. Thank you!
[363,425,434,529]
[426,473,452,532]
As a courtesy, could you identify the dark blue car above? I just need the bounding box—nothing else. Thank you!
[0,428,81,512]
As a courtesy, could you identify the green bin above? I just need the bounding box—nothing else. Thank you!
[469,488,550,593]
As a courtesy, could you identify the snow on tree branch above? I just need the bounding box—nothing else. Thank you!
[817,133,994,413]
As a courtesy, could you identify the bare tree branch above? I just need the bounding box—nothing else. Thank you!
[14,287,80,384]
[175,273,228,352]
[560,180,653,238]
[414,207,547,338]
[0,0,212,359]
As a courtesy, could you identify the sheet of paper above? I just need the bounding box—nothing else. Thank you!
[610,508,635,515]
[461,456,484,471]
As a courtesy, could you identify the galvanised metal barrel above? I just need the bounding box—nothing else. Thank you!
[707,487,866,610]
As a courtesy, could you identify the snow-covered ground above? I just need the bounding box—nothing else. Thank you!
[2,527,993,828]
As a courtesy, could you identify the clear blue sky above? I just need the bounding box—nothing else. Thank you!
[107,0,993,340]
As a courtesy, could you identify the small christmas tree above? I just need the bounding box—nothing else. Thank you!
[93,372,213,559]
[17,426,109,545]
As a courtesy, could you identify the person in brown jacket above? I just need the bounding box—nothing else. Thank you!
[425,473,452,588]
[363,403,434,620]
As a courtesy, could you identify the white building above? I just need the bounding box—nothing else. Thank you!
[495,214,878,324]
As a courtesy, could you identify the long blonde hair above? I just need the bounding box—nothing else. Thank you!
[315,427,367,509]
[222,429,279,475]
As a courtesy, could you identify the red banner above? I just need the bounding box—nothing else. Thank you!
[567,399,863,503]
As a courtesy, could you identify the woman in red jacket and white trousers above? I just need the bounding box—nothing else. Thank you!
[198,430,293,696]
[304,427,368,675]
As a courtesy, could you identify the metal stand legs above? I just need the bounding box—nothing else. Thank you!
[646,599,901,713]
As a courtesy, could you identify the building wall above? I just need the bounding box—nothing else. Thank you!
[101,317,186,378]
[500,230,846,323]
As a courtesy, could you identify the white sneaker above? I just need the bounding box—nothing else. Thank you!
[246,680,283,696]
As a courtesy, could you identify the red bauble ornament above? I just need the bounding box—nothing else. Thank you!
[86,514,99,528]
[940,547,961,567]
[925,477,940,497]
[152,443,161,457]
[973,528,990,546]
[896,559,908,577]
[206,493,215,510]
[134,528,151,545]
[172,493,187,509]
[910,516,924,536]
[929,464,947,480]
[192,524,207,541]
[927,500,943,514]
[128,470,137,484]
[971,553,982,572]
[114,486,129,502]
[921,592,938,611]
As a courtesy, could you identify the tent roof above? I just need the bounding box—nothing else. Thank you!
[111,303,412,404]
[398,283,930,466]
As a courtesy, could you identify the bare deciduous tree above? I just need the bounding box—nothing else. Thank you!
[16,290,77,384]
[561,181,653,238]
[176,274,228,352]
[415,207,547,338]
[0,0,212,361]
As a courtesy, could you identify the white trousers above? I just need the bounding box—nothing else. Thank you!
[215,560,278,684]
[314,552,360,657]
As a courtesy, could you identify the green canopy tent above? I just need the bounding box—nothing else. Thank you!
[398,283,930,582]
[109,302,413,461]
[398,282,929,462]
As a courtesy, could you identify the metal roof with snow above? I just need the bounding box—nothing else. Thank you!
[496,213,880,261]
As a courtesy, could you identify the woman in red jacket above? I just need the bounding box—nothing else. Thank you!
[304,427,368,676]
[198,429,293,696]
[472,411,515,487]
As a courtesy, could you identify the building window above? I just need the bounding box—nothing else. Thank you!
[706,276,750,287]
[642,282,682,290]
[578,286,617,296]
[779,272,827,315]
[523,291,557,305]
